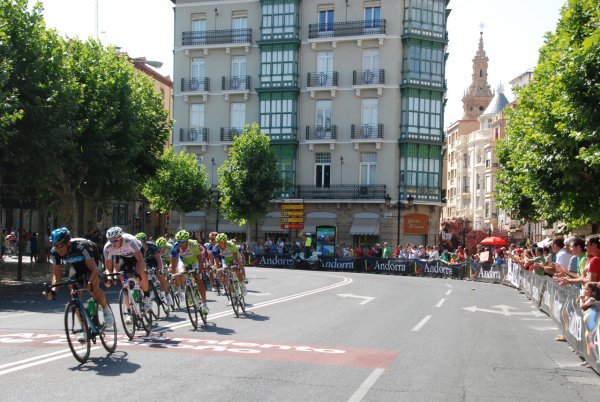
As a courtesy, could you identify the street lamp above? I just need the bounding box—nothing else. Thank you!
[209,189,221,232]
[385,194,414,246]
[340,155,344,184]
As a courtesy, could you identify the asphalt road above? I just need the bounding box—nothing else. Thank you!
[1,268,599,401]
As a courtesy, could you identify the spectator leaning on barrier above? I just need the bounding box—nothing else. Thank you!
[544,237,573,276]
[556,234,600,287]
[577,282,600,311]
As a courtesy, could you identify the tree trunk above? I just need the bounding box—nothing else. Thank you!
[178,210,185,230]
[37,202,49,263]
[59,190,77,232]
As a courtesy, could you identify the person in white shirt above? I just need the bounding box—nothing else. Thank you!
[544,237,573,275]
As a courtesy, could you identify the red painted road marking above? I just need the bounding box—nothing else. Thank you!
[0,331,398,368]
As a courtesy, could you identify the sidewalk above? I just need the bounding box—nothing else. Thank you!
[0,255,51,298]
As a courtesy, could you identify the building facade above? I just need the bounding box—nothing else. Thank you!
[171,0,449,247]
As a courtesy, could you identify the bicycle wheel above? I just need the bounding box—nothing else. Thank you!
[140,297,153,335]
[185,284,199,329]
[149,283,161,320]
[236,281,246,315]
[64,301,91,363]
[119,289,135,340]
[195,287,207,325]
[169,282,180,309]
[228,280,240,317]
[99,305,117,353]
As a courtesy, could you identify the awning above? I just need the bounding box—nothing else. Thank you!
[261,218,286,233]
[349,218,379,235]
[303,218,336,233]
[218,222,247,233]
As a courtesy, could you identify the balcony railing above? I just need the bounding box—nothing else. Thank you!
[181,77,210,92]
[222,75,251,91]
[351,124,384,139]
[353,69,385,85]
[179,128,208,143]
[307,71,338,87]
[220,127,243,142]
[182,28,252,46]
[296,184,386,200]
[305,125,337,141]
[308,20,386,39]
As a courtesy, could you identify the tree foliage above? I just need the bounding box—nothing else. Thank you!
[142,149,210,223]
[217,123,281,241]
[496,0,600,230]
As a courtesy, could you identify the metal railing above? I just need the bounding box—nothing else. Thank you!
[351,124,384,139]
[307,71,338,87]
[222,75,251,91]
[353,69,385,85]
[305,125,337,140]
[179,128,208,143]
[308,19,386,39]
[220,127,243,142]
[295,184,386,200]
[181,77,210,92]
[182,28,252,46]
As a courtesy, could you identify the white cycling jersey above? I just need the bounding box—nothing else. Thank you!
[103,233,142,260]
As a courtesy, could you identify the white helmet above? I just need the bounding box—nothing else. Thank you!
[106,226,123,239]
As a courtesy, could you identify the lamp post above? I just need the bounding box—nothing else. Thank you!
[385,194,414,246]
[209,189,221,232]
[340,155,344,184]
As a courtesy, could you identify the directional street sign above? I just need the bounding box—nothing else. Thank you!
[336,293,375,305]
[462,305,546,317]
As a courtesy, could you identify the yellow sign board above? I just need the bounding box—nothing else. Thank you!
[281,217,305,223]
[281,210,304,216]
[281,204,304,210]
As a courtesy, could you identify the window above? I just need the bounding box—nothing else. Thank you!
[400,143,441,199]
[485,174,492,192]
[485,149,492,168]
[404,0,446,35]
[315,152,331,188]
[360,152,377,185]
[190,58,205,91]
[318,9,334,33]
[112,204,128,225]
[191,15,206,32]
[316,100,332,138]
[190,104,204,130]
[317,51,334,86]
[402,38,444,86]
[463,153,469,168]
[363,48,380,71]
[484,201,490,219]
[261,1,298,40]
[476,173,481,190]
[361,99,378,137]
[259,92,296,141]
[364,5,381,30]
[232,16,248,30]
[400,88,443,140]
[231,56,247,89]
[230,103,245,131]
[260,44,297,88]
[463,176,470,193]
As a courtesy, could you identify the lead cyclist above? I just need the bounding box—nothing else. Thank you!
[214,233,247,296]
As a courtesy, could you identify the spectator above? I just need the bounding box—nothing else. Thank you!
[342,243,350,257]
[355,245,363,257]
[577,282,600,311]
[382,242,391,258]
[30,232,38,263]
[429,246,440,260]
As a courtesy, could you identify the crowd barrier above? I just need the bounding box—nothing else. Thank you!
[247,253,600,373]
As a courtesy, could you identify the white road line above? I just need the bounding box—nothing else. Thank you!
[347,368,385,402]
[412,315,432,332]
[530,326,558,331]
[446,284,452,288]
[0,348,101,376]
[435,298,445,308]
[0,349,71,369]
[0,312,34,319]
[446,289,452,296]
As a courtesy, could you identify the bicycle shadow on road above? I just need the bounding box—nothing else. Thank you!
[198,323,235,336]
[68,351,140,375]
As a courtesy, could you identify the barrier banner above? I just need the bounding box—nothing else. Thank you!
[247,253,294,268]
[502,260,521,288]
[320,256,361,272]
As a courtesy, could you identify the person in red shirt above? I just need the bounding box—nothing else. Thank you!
[556,234,600,286]
[355,245,363,257]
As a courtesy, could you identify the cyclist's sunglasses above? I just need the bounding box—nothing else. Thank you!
[53,242,67,249]
[109,238,122,243]
[177,240,187,244]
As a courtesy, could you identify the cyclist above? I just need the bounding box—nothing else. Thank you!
[136,232,173,309]
[170,230,209,314]
[44,227,114,328]
[214,233,247,296]
[203,231,220,291]
[103,226,151,313]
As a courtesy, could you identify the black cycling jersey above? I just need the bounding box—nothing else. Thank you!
[49,238,99,279]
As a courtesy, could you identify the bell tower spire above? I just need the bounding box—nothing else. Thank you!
[462,28,493,119]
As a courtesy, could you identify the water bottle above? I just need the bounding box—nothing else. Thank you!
[87,297,97,317]
[130,279,141,303]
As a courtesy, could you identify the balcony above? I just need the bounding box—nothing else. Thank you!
[220,127,243,143]
[179,128,208,152]
[352,69,385,96]
[351,124,384,149]
[401,70,445,90]
[295,184,387,200]
[221,75,251,101]
[308,20,386,48]
[181,77,210,102]
[181,28,252,54]
[306,71,338,98]
[305,125,337,151]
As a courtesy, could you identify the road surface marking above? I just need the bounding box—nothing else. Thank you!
[435,298,445,308]
[336,294,375,305]
[446,289,452,296]
[412,315,432,332]
[0,348,101,376]
[0,312,34,319]
[347,368,385,402]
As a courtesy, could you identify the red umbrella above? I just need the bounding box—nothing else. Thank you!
[479,236,510,246]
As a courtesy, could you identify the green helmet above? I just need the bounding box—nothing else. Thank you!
[135,232,147,241]
[175,230,190,241]
[215,233,228,243]
[155,237,168,248]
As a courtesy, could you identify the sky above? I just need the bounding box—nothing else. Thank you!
[37,0,567,127]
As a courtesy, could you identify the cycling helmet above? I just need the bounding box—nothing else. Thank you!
[106,226,123,239]
[135,232,147,241]
[50,227,71,243]
[215,233,228,243]
[155,237,168,248]
[175,230,190,241]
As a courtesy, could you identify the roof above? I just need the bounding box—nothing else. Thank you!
[482,85,510,115]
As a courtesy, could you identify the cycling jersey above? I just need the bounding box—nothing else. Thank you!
[159,242,173,264]
[103,233,142,260]
[142,241,161,267]
[50,238,99,277]
[171,239,202,266]
[215,241,240,266]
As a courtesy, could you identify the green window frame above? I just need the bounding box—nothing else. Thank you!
[403,0,446,35]
[402,38,444,87]
[259,91,297,141]
[261,0,299,41]
[260,44,298,88]
[401,87,443,141]
[272,144,296,198]
[400,143,441,200]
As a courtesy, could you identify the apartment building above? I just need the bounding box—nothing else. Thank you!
[171,0,449,247]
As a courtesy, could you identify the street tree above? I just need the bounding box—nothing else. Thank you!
[141,148,210,230]
[217,123,281,243]
[496,0,600,230]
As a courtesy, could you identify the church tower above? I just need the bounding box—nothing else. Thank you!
[462,31,493,119]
